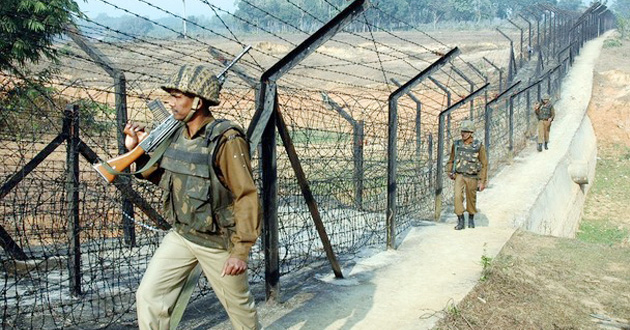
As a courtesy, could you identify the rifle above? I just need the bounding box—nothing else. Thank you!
[93,45,252,183]
[450,140,459,179]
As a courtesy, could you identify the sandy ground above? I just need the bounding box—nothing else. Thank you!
[182,29,612,330]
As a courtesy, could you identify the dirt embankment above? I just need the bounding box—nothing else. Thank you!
[436,32,630,330]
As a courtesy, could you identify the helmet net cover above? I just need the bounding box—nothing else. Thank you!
[460,120,475,133]
[161,64,221,106]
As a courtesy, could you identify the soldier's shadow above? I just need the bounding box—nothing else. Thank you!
[265,260,377,330]
[440,204,490,227]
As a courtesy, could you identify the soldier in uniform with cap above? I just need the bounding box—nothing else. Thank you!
[446,120,488,230]
[534,94,555,152]
[125,64,262,329]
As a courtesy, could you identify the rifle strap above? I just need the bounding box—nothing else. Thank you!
[452,140,459,174]
[99,131,176,177]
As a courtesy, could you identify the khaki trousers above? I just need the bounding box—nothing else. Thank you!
[136,231,259,330]
[537,119,552,144]
[454,174,478,216]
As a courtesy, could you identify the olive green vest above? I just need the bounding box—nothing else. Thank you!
[454,139,482,177]
[158,119,247,249]
[538,103,553,120]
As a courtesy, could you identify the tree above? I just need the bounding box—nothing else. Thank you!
[449,0,495,22]
[117,15,154,38]
[613,0,630,18]
[613,0,630,38]
[426,0,453,28]
[0,0,83,71]
[556,0,583,11]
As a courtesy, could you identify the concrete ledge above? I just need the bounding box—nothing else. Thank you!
[522,115,597,237]
[509,32,607,238]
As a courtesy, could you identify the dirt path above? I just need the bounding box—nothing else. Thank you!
[186,31,619,330]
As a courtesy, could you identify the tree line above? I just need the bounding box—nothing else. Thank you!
[233,0,588,32]
[2,0,627,71]
[77,0,592,39]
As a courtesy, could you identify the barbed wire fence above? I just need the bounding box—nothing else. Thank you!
[0,0,615,328]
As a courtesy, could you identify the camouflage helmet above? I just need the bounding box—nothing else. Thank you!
[161,64,221,106]
[542,93,550,101]
[460,120,475,133]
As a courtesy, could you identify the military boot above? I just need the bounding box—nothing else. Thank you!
[544,142,548,150]
[454,214,465,230]
[537,143,543,152]
[468,214,475,229]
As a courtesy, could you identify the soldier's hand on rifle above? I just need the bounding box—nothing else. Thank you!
[478,182,486,192]
[124,122,148,150]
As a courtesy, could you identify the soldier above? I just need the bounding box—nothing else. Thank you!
[534,93,555,151]
[125,64,262,329]
[446,120,488,230]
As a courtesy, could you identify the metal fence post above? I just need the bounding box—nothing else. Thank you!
[508,96,515,152]
[65,25,135,247]
[321,92,365,208]
[497,28,517,84]
[466,62,489,119]
[429,77,453,144]
[526,89,531,131]
[261,103,279,301]
[354,120,365,208]
[519,14,533,61]
[65,104,82,297]
[482,57,503,92]
[247,0,369,299]
[388,48,460,244]
[507,19,524,67]
[484,81,521,165]
[390,78,423,162]
[452,67,475,119]
[427,133,433,188]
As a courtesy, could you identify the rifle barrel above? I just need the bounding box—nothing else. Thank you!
[217,45,252,84]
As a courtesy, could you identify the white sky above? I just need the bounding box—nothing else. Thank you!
[77,0,616,19]
[77,0,237,19]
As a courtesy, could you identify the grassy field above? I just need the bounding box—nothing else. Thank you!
[579,143,630,245]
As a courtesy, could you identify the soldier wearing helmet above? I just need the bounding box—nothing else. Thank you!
[534,93,555,151]
[446,119,488,230]
[125,64,262,329]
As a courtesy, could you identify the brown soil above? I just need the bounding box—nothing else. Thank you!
[435,32,630,330]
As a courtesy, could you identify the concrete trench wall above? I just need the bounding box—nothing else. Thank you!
[509,32,606,238]
[522,115,597,237]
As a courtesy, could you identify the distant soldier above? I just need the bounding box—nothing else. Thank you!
[446,120,488,230]
[534,94,555,152]
[126,64,262,329]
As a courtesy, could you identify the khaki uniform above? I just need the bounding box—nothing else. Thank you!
[446,137,488,216]
[535,102,555,144]
[136,116,262,330]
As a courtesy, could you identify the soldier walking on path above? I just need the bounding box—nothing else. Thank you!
[535,94,555,152]
[125,64,263,330]
[446,120,488,230]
